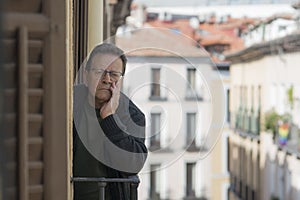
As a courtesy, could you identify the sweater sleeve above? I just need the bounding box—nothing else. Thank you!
[99,100,148,174]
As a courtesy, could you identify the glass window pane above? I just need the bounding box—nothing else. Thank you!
[151,68,161,97]
[187,68,196,89]
[187,113,196,144]
[150,164,161,199]
[151,113,161,147]
[186,163,196,196]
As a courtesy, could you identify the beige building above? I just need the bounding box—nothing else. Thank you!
[116,25,229,200]
[227,29,300,200]
[209,77,231,200]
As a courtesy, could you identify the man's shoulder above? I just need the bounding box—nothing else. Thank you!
[73,84,88,113]
[74,84,87,93]
[73,84,88,99]
[120,92,138,109]
[119,92,144,117]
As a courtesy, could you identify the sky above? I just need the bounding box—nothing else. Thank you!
[133,0,297,18]
[133,0,297,7]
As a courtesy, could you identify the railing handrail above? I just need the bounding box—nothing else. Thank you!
[71,176,140,183]
[71,176,140,200]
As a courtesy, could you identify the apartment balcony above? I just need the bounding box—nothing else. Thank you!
[71,176,140,200]
[185,139,207,152]
[183,197,207,200]
[184,186,208,200]
[149,95,168,101]
[273,123,300,156]
[234,109,260,138]
[228,175,259,200]
[149,140,161,152]
[147,191,208,200]
[148,190,164,200]
[186,144,201,152]
[185,90,204,101]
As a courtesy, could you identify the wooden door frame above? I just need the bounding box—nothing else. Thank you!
[42,0,73,199]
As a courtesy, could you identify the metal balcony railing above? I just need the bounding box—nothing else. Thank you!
[71,176,140,200]
[234,109,260,135]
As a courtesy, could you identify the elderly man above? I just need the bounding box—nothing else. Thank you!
[73,43,148,200]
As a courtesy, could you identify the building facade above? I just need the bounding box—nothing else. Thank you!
[116,25,228,199]
[226,17,300,200]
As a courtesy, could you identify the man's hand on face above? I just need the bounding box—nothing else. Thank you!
[99,81,121,119]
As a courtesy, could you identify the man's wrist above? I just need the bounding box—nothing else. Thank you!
[100,111,114,119]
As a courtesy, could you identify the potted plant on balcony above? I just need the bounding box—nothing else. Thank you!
[264,109,280,136]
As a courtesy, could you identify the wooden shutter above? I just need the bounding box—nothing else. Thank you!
[2,0,72,199]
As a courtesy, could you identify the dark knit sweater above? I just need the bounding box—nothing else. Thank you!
[73,84,147,200]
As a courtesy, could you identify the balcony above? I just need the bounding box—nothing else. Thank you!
[149,95,167,101]
[228,176,258,200]
[185,89,203,101]
[274,123,300,157]
[264,109,300,156]
[71,176,140,200]
[185,139,207,152]
[149,83,167,101]
[234,108,260,137]
[149,139,161,152]
[183,197,207,200]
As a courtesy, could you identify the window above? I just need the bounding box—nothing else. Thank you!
[150,113,161,150]
[187,68,196,89]
[186,163,196,197]
[228,0,244,4]
[150,66,167,101]
[227,89,230,123]
[151,68,160,97]
[150,164,161,200]
[186,67,203,100]
[257,85,261,109]
[150,67,167,101]
[186,113,197,150]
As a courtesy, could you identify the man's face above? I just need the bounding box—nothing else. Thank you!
[85,53,123,106]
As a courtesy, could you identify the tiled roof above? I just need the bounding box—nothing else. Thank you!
[116,26,209,57]
[226,32,300,64]
[147,19,195,38]
[146,18,253,55]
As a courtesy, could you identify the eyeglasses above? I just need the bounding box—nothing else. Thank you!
[89,68,123,82]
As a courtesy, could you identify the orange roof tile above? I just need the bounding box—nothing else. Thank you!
[116,27,209,57]
[123,15,259,62]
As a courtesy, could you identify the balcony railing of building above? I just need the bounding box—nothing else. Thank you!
[274,123,300,157]
[185,90,204,101]
[234,107,261,136]
[228,175,258,200]
[149,139,161,152]
[71,176,140,200]
[185,139,208,152]
[186,140,201,152]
